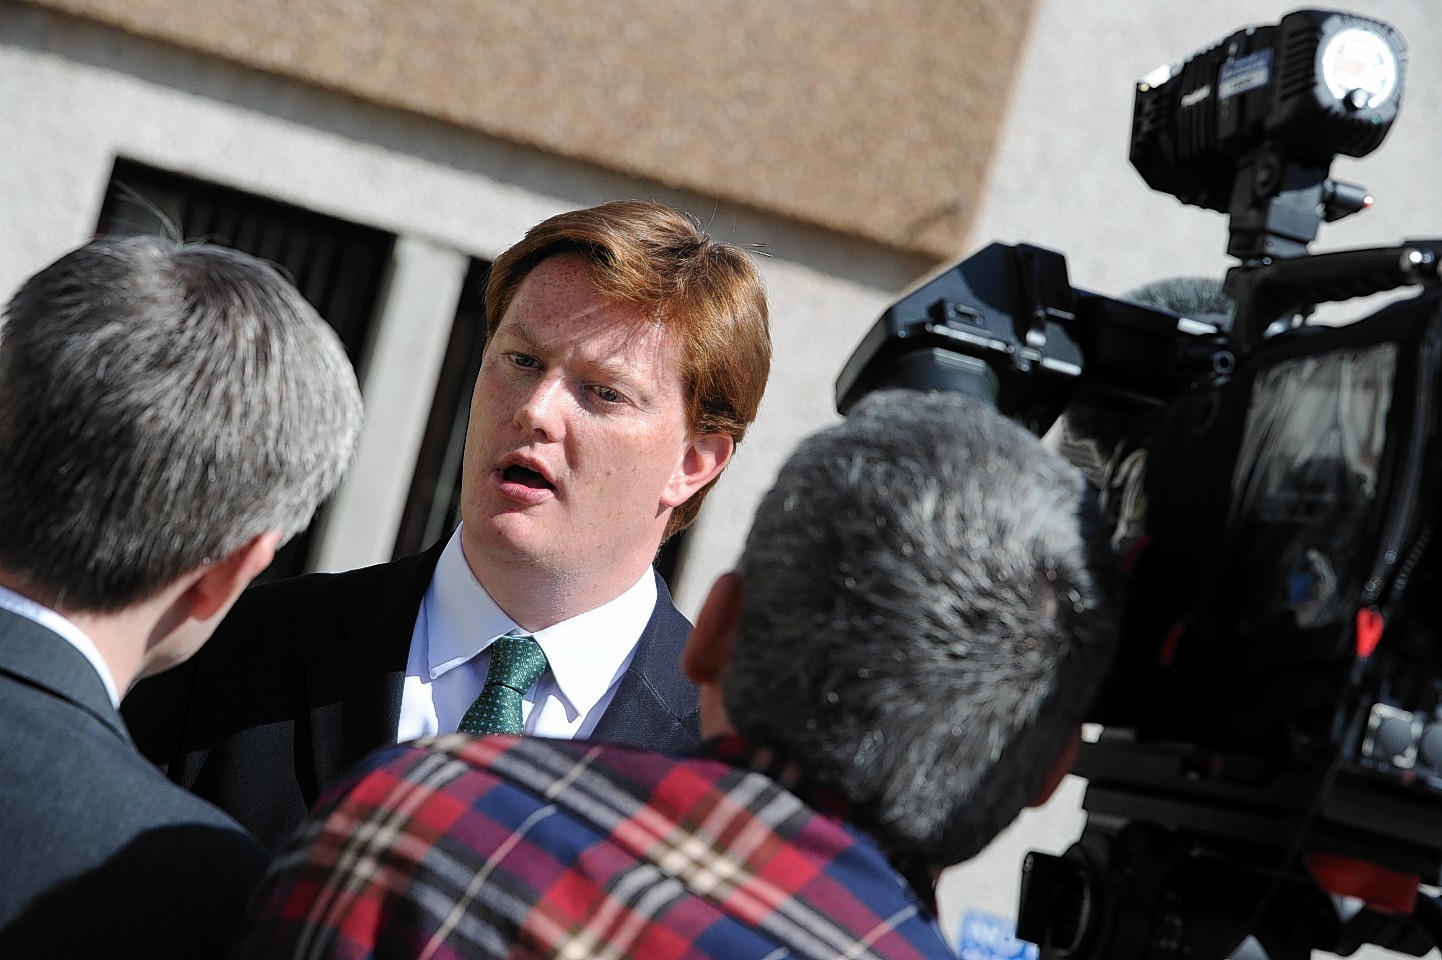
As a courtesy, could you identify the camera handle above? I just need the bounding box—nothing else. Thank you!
[1224,149,1372,263]
[1223,239,1442,353]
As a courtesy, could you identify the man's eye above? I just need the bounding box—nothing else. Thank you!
[593,385,623,404]
[509,353,540,369]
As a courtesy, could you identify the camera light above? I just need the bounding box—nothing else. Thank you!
[1320,27,1400,111]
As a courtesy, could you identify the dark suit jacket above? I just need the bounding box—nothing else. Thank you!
[0,607,269,958]
[123,542,701,849]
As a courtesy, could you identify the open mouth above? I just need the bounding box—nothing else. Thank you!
[502,464,555,491]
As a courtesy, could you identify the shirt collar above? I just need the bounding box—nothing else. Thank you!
[0,583,122,707]
[700,734,938,913]
[700,734,853,820]
[425,532,515,678]
[427,527,657,716]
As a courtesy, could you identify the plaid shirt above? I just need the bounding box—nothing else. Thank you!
[231,733,957,959]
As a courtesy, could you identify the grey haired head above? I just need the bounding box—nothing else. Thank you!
[725,388,1117,867]
[0,235,363,612]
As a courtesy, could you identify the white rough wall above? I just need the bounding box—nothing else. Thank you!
[0,4,926,618]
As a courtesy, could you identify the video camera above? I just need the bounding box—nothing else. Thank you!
[835,9,1442,959]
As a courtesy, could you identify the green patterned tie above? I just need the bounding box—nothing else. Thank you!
[458,633,549,735]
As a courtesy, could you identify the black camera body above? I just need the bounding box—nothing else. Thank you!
[837,10,1442,959]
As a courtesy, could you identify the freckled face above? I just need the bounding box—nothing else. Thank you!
[459,255,701,597]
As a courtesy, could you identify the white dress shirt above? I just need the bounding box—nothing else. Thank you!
[0,583,121,707]
[397,527,657,742]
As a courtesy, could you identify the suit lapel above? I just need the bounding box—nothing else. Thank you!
[303,652,405,794]
[590,571,700,754]
[302,540,446,793]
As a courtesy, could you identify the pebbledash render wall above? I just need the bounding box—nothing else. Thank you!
[6,0,1035,261]
[3,0,1440,951]
[1,0,1010,620]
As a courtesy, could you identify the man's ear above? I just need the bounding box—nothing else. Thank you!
[187,530,282,621]
[683,572,743,685]
[661,433,734,510]
[1029,729,1083,808]
[684,572,743,740]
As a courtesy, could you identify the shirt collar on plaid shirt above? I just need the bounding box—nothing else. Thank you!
[698,734,939,913]
[699,734,852,819]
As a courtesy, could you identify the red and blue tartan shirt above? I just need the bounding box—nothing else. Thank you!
[230,733,958,959]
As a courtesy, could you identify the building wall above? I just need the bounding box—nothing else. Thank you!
[0,1,931,620]
[3,1,1440,955]
[15,0,1038,260]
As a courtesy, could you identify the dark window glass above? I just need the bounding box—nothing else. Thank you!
[96,158,394,582]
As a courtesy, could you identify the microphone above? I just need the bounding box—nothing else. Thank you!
[1123,275,1236,330]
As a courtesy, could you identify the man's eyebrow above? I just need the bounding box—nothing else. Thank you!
[494,321,542,351]
[494,320,660,395]
[587,349,658,397]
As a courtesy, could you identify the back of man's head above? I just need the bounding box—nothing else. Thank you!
[0,235,363,613]
[724,389,1117,868]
